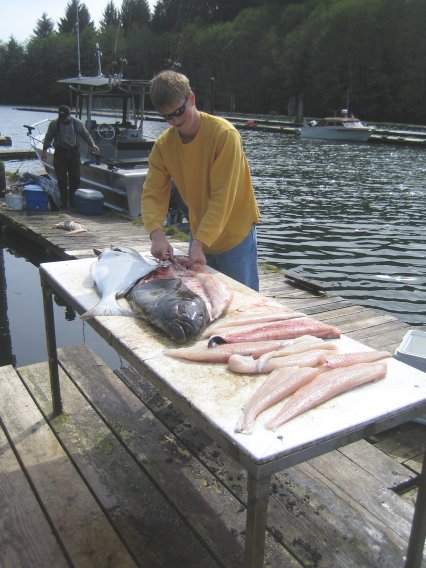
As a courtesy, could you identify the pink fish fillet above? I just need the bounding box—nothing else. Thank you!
[321,350,391,369]
[201,310,306,338]
[164,335,322,363]
[265,362,388,431]
[235,367,321,434]
[213,318,341,343]
[228,346,336,374]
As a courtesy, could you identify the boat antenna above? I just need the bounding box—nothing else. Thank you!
[95,43,103,77]
[75,2,81,78]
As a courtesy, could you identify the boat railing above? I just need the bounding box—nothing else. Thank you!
[24,119,50,148]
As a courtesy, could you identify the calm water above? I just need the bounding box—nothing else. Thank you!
[1,106,425,368]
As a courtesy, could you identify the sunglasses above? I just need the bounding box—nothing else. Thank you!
[160,97,188,121]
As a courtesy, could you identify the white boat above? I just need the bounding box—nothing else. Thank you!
[300,114,372,142]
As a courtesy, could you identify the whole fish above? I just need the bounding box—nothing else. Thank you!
[126,262,232,344]
[54,220,89,235]
[265,362,387,431]
[164,335,326,363]
[80,246,160,320]
[235,367,320,435]
[209,317,341,344]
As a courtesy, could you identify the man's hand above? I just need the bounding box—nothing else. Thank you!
[92,144,100,154]
[150,228,174,261]
[41,151,48,162]
[187,239,206,271]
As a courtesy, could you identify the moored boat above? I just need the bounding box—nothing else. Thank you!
[25,72,155,217]
[300,112,372,142]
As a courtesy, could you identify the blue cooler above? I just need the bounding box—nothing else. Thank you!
[74,188,104,215]
[24,184,49,211]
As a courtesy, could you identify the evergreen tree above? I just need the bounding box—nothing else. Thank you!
[121,0,151,36]
[58,0,95,34]
[31,13,55,39]
[99,1,121,32]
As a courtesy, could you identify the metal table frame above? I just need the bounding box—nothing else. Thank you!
[40,263,426,568]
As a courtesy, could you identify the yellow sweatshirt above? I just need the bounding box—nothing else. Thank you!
[142,112,260,255]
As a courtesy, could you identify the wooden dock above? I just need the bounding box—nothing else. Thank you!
[1,205,425,567]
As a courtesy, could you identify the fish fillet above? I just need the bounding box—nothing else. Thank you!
[228,347,336,374]
[265,362,387,431]
[235,367,320,434]
[321,350,391,369]
[201,310,306,338]
[211,318,341,343]
[164,335,324,363]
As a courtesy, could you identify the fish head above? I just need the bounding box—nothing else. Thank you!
[156,293,209,343]
[128,278,210,344]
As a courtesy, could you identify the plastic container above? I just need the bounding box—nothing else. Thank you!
[23,184,48,211]
[5,192,24,210]
[394,329,426,424]
[74,188,104,215]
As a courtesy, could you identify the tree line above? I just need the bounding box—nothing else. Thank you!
[1,0,425,124]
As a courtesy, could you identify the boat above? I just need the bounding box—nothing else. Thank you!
[299,111,372,142]
[0,135,12,146]
[24,43,187,222]
[25,69,155,217]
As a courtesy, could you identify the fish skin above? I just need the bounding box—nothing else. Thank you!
[228,347,336,374]
[54,220,89,235]
[126,278,209,344]
[265,362,387,431]
[201,310,306,339]
[211,318,341,343]
[235,367,320,434]
[321,350,391,369]
[80,246,159,320]
[164,335,324,363]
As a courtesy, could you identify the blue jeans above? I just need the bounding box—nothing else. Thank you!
[191,226,259,291]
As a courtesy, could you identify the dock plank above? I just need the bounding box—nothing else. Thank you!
[0,396,69,568]
[0,365,137,568]
[19,356,219,568]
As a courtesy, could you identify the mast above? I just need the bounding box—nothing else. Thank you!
[76,2,81,78]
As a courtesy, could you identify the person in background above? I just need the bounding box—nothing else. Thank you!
[42,105,99,209]
[142,70,260,291]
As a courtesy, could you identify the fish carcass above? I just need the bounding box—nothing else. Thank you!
[235,367,321,434]
[80,246,160,320]
[209,317,341,344]
[265,362,387,431]
[126,261,233,344]
[54,220,89,235]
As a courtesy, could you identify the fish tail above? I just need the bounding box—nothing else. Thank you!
[234,411,254,435]
[80,299,133,320]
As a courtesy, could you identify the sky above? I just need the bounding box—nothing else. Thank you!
[0,0,156,43]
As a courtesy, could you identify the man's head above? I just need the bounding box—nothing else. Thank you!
[58,105,71,122]
[150,70,191,113]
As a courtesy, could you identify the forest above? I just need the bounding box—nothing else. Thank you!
[1,0,426,123]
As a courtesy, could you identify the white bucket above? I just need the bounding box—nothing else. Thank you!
[5,192,23,210]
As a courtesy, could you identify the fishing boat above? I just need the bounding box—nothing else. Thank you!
[300,111,372,142]
[25,68,155,217]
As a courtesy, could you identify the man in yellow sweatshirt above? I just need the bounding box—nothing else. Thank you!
[142,70,260,291]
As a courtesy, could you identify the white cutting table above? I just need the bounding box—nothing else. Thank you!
[40,257,426,568]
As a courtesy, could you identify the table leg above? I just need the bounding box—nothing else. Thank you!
[244,472,271,568]
[405,448,426,567]
[41,276,62,417]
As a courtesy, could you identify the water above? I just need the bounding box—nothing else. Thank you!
[1,106,425,369]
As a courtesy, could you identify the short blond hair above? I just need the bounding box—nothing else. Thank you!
[150,70,191,109]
